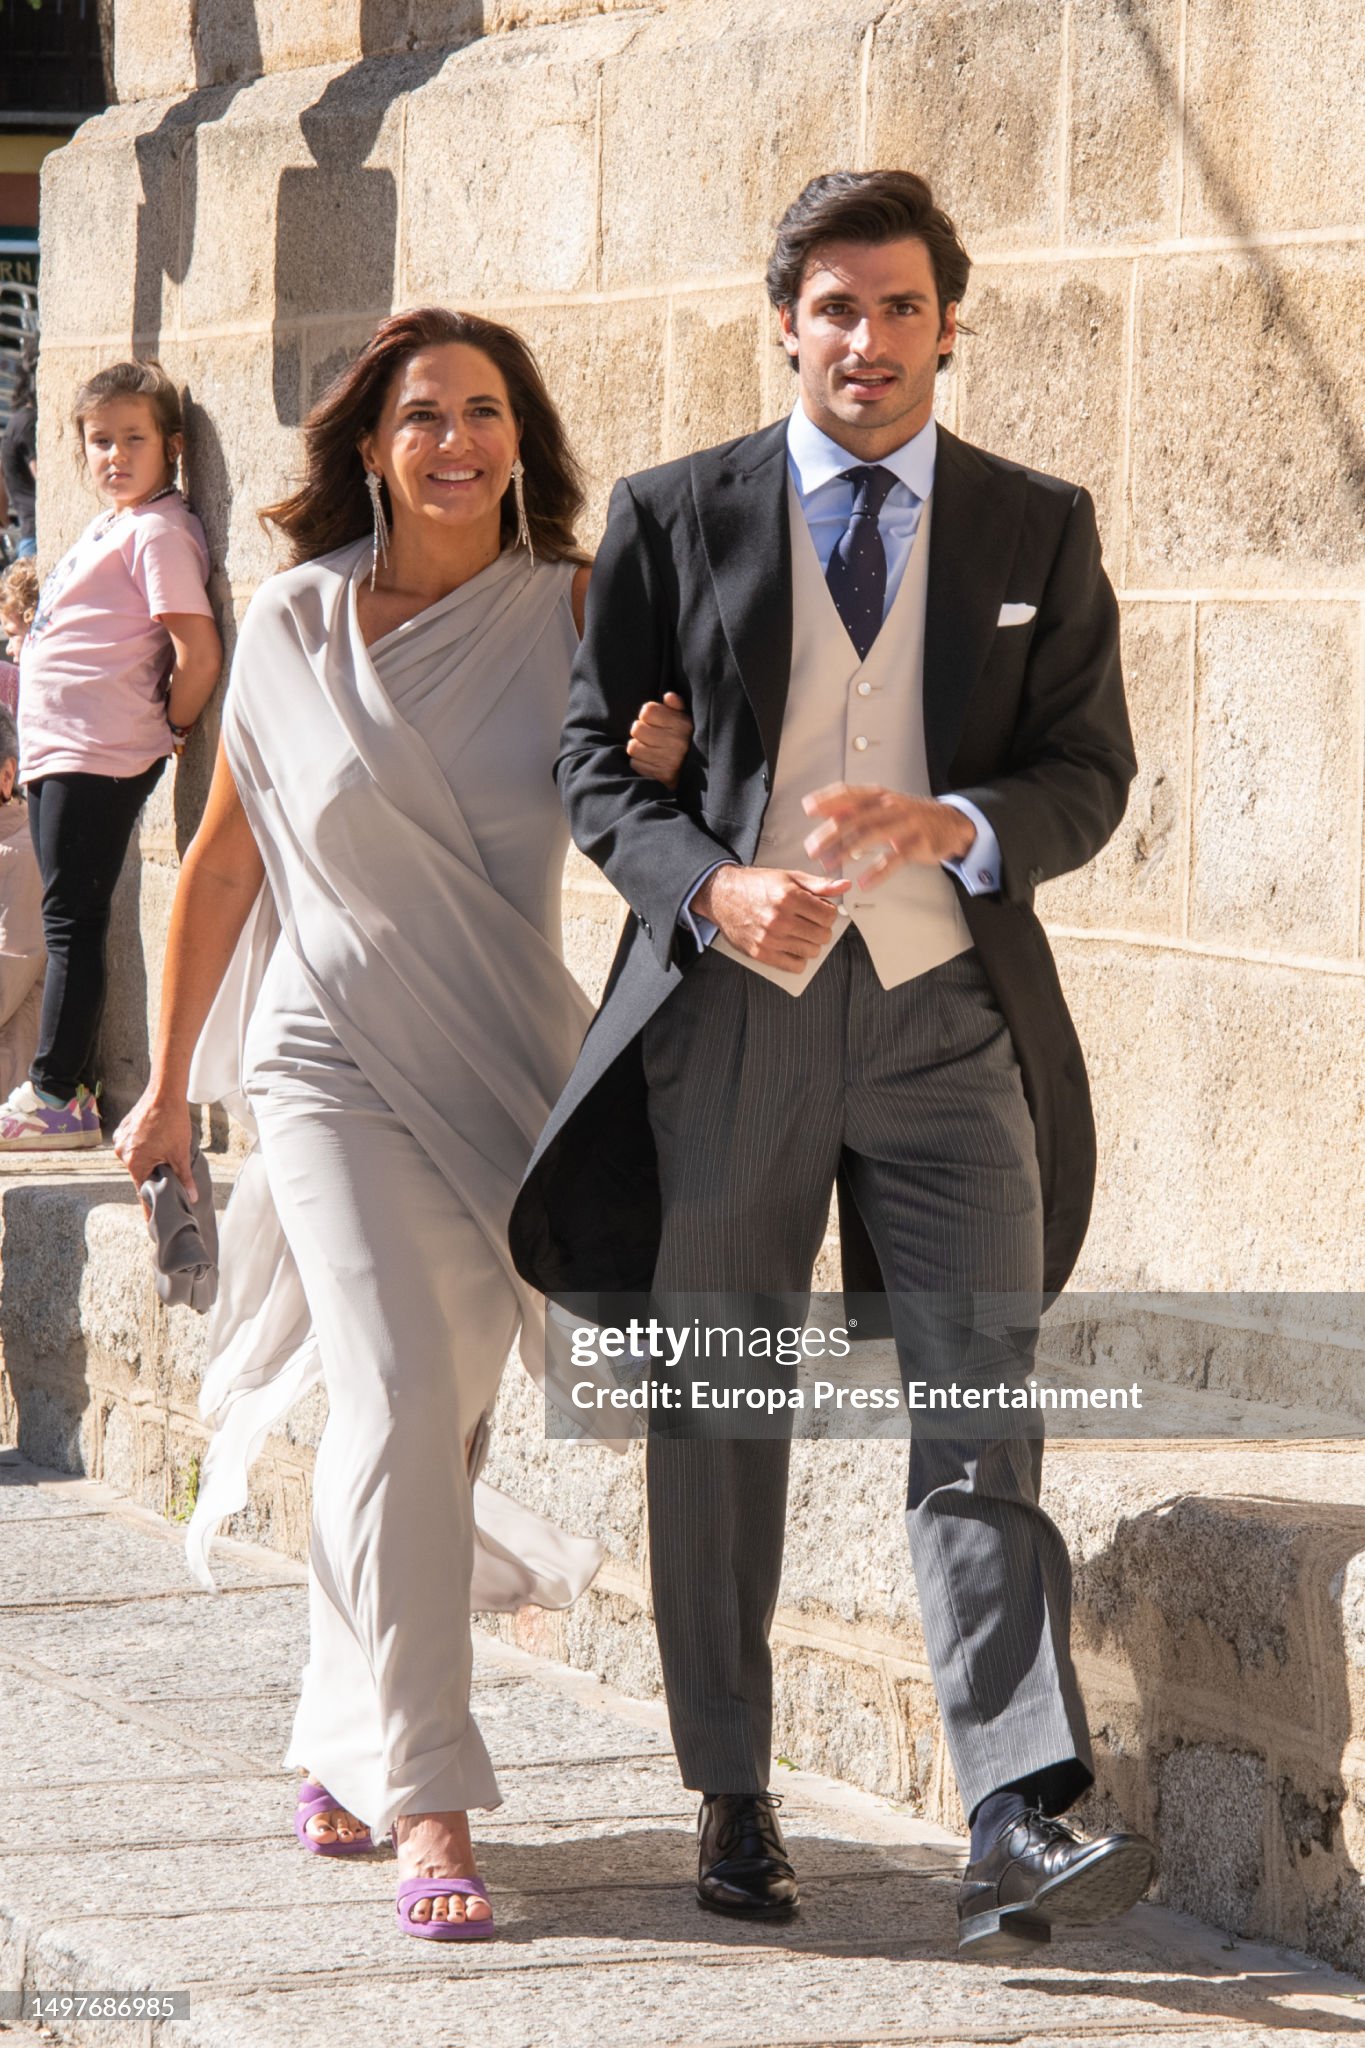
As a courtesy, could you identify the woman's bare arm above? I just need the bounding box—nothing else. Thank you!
[113,738,264,1197]
[571,562,591,639]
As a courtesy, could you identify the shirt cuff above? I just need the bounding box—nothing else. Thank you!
[681,859,736,947]
[938,795,1002,897]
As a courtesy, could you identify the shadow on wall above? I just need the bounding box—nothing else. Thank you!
[101,841,152,1120]
[104,5,269,1114]
[1073,1491,1365,1976]
[1119,5,1365,519]
[271,27,459,427]
[0,1177,141,1475]
[104,1,479,1112]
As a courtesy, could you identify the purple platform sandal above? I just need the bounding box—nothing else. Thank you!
[395,1875,495,1940]
[293,1780,373,1857]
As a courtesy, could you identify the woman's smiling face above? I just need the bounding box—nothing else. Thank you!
[361,343,520,546]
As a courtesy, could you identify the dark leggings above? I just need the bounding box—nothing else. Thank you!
[27,759,165,1100]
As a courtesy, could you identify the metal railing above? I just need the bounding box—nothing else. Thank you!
[0,282,38,422]
[0,283,38,562]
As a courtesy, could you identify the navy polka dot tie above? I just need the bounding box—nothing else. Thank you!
[825,464,897,662]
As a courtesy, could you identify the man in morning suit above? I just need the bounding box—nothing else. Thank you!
[510,170,1155,1956]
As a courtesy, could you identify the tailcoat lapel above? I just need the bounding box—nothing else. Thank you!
[923,426,1029,781]
[692,419,793,772]
[691,419,1030,784]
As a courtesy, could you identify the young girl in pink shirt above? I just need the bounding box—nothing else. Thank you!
[1,360,221,1149]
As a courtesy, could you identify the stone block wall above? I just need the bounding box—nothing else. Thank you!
[18,0,1365,1961]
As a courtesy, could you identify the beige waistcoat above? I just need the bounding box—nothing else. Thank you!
[713,479,973,997]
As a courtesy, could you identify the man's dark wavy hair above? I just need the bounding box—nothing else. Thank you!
[766,170,972,372]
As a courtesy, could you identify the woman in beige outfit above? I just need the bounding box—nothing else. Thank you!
[114,308,688,1941]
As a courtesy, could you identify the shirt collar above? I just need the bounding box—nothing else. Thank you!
[786,398,938,502]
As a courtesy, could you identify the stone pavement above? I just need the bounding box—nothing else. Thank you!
[3,1452,1365,2048]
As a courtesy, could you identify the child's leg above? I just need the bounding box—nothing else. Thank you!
[28,760,164,1100]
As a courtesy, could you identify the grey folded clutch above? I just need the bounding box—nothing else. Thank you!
[140,1140,219,1314]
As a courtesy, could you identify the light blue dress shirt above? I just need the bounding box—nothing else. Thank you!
[684,404,1004,944]
[786,397,937,594]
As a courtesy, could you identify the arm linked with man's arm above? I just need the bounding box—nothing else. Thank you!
[556,476,736,969]
[948,486,1137,900]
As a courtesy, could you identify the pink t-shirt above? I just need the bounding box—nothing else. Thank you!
[18,492,213,781]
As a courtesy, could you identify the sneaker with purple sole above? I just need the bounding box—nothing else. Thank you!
[0,1081,101,1151]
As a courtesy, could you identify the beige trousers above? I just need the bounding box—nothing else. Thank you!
[249,1016,515,1837]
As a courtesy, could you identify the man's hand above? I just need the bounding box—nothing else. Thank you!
[801,783,975,887]
[692,865,852,972]
[627,692,692,789]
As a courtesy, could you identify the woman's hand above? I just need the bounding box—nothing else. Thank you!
[113,1090,197,1208]
[627,691,692,790]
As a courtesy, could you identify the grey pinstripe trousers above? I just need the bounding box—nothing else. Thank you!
[641,929,1093,1817]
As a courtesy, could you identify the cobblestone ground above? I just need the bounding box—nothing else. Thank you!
[2,1449,1365,2048]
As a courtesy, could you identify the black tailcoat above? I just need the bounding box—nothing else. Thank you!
[509,419,1136,1301]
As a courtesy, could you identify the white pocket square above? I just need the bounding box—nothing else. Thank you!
[997,602,1037,626]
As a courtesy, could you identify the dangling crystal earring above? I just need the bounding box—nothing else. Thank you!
[511,457,533,562]
[366,469,390,590]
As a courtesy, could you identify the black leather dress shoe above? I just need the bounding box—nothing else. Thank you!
[957,1810,1156,1958]
[696,1792,800,1918]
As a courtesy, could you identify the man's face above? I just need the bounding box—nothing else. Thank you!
[779,236,957,455]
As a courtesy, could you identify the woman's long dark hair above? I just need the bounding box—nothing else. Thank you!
[262,308,588,567]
